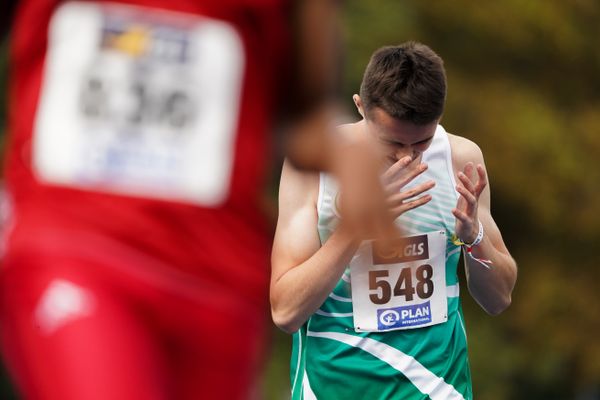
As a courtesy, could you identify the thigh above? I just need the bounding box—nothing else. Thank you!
[166,294,269,400]
[0,257,170,400]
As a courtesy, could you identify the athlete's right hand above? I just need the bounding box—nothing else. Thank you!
[333,138,397,240]
[335,150,434,240]
[381,155,435,221]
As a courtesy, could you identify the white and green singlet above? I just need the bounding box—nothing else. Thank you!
[290,125,473,400]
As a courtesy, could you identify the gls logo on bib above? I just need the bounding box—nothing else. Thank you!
[350,230,448,332]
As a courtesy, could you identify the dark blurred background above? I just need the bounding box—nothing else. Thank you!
[2,1,599,399]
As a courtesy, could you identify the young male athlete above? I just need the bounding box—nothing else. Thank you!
[271,42,518,399]
[0,1,392,399]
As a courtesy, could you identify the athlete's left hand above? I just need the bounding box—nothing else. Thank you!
[452,162,487,243]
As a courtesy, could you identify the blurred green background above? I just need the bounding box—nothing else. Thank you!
[2,1,599,399]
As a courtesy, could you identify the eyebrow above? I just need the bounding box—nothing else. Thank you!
[383,136,434,146]
[415,136,434,145]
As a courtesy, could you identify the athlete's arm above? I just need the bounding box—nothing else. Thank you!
[449,134,518,315]
[270,160,360,334]
[281,0,396,238]
[282,0,342,171]
[271,0,356,329]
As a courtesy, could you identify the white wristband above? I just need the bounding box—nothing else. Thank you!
[463,220,484,247]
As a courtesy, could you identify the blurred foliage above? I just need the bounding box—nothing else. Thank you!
[2,1,600,400]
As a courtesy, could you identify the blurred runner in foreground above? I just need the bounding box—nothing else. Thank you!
[0,0,390,399]
[271,42,518,400]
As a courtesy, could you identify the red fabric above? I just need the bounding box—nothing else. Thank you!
[0,253,267,400]
[2,0,291,398]
[4,0,291,303]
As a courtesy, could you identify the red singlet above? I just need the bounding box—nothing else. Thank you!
[0,0,291,398]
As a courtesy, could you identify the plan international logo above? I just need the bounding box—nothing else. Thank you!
[377,301,432,330]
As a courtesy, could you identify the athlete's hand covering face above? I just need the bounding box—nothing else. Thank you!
[381,155,435,221]
[332,134,396,239]
[336,154,434,239]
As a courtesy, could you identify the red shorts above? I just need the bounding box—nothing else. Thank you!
[0,252,268,400]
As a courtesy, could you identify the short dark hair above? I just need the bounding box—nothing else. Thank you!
[359,42,447,124]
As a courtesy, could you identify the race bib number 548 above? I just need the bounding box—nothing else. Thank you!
[350,231,448,332]
[33,2,245,205]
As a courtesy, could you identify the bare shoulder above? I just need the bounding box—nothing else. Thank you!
[447,132,485,168]
[279,121,362,212]
[447,131,492,208]
[336,120,366,142]
[279,159,320,213]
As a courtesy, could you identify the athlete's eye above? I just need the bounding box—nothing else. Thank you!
[415,138,433,148]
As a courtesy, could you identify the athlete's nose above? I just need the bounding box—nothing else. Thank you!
[395,147,420,162]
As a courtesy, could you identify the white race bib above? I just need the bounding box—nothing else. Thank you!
[33,2,245,206]
[350,230,448,332]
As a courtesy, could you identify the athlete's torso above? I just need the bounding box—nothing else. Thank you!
[3,0,291,302]
[291,125,473,400]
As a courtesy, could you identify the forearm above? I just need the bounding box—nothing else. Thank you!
[465,236,517,315]
[284,103,338,172]
[283,0,341,172]
[271,225,359,333]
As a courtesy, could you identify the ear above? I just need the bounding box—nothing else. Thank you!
[353,94,365,118]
